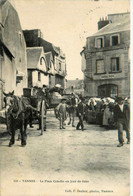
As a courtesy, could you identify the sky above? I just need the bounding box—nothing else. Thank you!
[13,0,130,80]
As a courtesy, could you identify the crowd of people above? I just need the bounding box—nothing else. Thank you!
[2,87,130,148]
[55,93,130,147]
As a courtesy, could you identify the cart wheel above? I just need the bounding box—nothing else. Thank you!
[41,100,45,135]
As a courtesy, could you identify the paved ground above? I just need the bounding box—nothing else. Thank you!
[0,110,130,196]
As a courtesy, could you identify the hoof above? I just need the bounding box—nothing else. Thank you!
[21,144,26,147]
[21,141,26,146]
[9,141,14,147]
[117,143,123,147]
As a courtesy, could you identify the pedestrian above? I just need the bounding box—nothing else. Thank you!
[102,104,113,129]
[76,97,85,131]
[123,97,130,144]
[114,97,130,147]
[57,98,67,129]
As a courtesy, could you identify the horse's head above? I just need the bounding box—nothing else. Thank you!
[3,91,19,114]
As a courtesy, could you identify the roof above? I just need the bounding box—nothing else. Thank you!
[23,29,66,59]
[0,0,7,6]
[27,47,44,69]
[89,15,130,38]
[44,52,53,66]
[39,38,65,58]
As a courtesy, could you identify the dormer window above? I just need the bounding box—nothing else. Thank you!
[95,36,104,48]
[110,34,120,46]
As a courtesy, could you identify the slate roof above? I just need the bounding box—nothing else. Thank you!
[44,52,53,66]
[27,47,44,69]
[23,29,66,59]
[0,0,7,6]
[38,38,65,58]
[89,15,130,38]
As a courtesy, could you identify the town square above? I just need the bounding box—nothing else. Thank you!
[0,0,131,196]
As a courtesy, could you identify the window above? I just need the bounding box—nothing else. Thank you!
[40,58,42,65]
[110,85,118,97]
[38,72,41,81]
[98,84,118,97]
[111,58,120,72]
[95,37,104,48]
[59,62,61,71]
[112,36,118,45]
[110,34,120,46]
[96,59,105,74]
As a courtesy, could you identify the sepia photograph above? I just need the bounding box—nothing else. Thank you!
[0,0,131,195]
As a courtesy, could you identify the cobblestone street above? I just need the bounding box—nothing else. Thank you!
[0,110,130,196]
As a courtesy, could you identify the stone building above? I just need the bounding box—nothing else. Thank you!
[66,78,84,95]
[81,12,130,98]
[23,29,67,89]
[0,0,27,110]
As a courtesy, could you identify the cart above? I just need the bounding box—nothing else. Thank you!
[23,88,46,135]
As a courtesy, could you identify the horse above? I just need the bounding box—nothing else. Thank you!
[66,93,78,127]
[3,91,35,147]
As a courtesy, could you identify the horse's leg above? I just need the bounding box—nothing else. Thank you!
[44,117,46,131]
[20,114,26,146]
[9,119,15,147]
[72,111,75,127]
[24,121,28,139]
[68,112,71,125]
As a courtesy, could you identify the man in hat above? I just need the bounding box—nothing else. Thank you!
[114,97,130,147]
[76,96,85,131]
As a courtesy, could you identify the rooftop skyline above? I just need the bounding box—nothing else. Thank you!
[13,0,130,79]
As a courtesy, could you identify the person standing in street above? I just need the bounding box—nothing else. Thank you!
[57,98,67,129]
[76,97,85,131]
[114,97,130,147]
[123,97,130,144]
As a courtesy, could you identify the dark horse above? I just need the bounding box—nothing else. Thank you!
[3,91,35,147]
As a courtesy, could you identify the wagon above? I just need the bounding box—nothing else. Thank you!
[23,88,46,135]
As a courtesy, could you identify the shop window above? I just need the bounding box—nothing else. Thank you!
[110,58,120,72]
[110,85,118,97]
[96,59,105,74]
[98,84,118,97]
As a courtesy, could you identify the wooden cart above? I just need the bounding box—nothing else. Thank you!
[23,88,46,135]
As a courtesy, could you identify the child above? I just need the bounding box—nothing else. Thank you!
[57,98,67,129]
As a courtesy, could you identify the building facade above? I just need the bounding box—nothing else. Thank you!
[66,79,84,95]
[23,29,67,89]
[27,47,53,89]
[81,13,130,98]
[0,0,27,110]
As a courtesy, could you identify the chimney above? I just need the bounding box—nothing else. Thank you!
[97,16,109,30]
